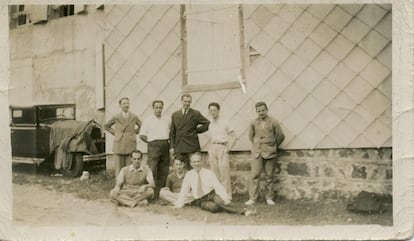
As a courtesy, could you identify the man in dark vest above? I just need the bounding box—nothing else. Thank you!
[170,94,210,168]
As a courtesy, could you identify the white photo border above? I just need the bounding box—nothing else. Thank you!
[0,0,413,240]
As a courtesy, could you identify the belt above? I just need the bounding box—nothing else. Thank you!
[212,141,227,145]
[149,139,169,143]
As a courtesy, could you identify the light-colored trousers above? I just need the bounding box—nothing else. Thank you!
[159,188,194,205]
[248,156,275,201]
[113,154,129,176]
[109,187,154,207]
[208,143,232,199]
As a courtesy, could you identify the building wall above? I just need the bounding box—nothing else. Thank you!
[230,148,392,200]
[103,4,393,199]
[104,4,392,152]
[9,5,105,123]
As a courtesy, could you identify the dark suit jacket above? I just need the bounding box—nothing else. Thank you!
[170,108,210,153]
[104,113,142,154]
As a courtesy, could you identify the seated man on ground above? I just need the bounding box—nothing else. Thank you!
[109,150,155,207]
[159,159,194,205]
[174,153,254,216]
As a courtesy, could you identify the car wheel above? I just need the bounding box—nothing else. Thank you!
[62,152,84,177]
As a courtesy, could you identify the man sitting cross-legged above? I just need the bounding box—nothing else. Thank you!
[159,159,194,205]
[174,153,254,216]
[109,150,155,207]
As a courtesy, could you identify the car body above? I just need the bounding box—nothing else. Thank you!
[10,104,105,176]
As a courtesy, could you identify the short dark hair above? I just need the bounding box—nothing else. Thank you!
[130,150,143,159]
[189,152,202,161]
[181,93,192,100]
[152,100,164,108]
[119,97,130,104]
[208,102,220,110]
[255,101,268,110]
[173,159,184,164]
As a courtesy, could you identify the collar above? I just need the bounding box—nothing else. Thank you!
[122,111,130,117]
[211,116,220,122]
[182,108,190,114]
[128,164,144,172]
[175,171,186,179]
[257,115,269,121]
[192,168,204,174]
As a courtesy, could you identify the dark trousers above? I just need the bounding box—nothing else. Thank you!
[175,152,192,169]
[191,190,245,215]
[148,140,170,198]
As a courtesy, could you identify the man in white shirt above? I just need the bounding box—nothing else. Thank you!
[139,100,170,199]
[174,153,251,215]
[207,102,236,200]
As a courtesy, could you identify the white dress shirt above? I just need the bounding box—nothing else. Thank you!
[208,117,234,143]
[139,114,170,141]
[174,168,230,208]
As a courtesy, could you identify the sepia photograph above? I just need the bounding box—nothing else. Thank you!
[1,1,413,240]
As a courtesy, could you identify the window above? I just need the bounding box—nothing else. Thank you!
[10,108,36,125]
[48,5,75,19]
[17,5,27,26]
[181,5,246,92]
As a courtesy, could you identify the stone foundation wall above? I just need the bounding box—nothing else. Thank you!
[106,147,392,201]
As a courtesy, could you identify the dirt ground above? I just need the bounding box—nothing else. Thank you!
[12,163,393,227]
[13,184,205,226]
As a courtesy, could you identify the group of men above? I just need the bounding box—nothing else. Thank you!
[104,94,285,215]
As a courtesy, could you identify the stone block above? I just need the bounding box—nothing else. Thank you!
[287,162,309,176]
[324,167,334,177]
[351,164,367,178]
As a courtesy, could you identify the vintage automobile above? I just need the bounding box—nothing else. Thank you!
[10,104,106,177]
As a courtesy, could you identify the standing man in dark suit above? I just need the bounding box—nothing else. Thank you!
[104,97,142,175]
[170,94,210,168]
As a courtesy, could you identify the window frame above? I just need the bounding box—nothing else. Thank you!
[180,4,246,92]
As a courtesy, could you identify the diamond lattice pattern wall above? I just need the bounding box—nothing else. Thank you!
[104,4,391,151]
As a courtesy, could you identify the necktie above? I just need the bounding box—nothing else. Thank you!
[197,170,203,199]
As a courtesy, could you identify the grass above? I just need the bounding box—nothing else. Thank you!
[12,163,115,200]
[12,163,392,226]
